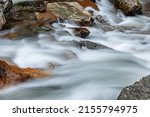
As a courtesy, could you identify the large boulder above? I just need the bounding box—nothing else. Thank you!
[112,0,142,15]
[141,1,150,17]
[118,75,150,100]
[46,2,93,24]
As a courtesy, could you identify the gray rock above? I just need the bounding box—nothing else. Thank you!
[118,75,150,100]
[141,1,150,17]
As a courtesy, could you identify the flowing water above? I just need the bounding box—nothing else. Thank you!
[0,0,150,99]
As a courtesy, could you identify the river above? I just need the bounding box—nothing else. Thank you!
[0,0,149,99]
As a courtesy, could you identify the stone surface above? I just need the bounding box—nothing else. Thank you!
[46,2,92,23]
[0,60,50,88]
[76,40,109,49]
[73,28,90,38]
[113,0,142,15]
[43,0,99,10]
[0,12,6,30]
[141,1,150,17]
[118,75,150,100]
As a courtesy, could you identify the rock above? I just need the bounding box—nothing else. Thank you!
[0,0,12,30]
[95,15,117,31]
[76,40,109,49]
[75,0,99,11]
[0,12,6,30]
[73,28,90,38]
[46,2,93,24]
[112,0,142,15]
[0,60,50,88]
[36,12,57,22]
[44,0,99,10]
[141,1,150,17]
[118,75,150,100]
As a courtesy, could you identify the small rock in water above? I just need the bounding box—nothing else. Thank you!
[0,60,50,88]
[76,40,109,49]
[118,75,150,100]
[73,28,90,38]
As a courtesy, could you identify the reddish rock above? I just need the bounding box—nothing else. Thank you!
[36,12,57,22]
[0,60,50,88]
[75,0,99,11]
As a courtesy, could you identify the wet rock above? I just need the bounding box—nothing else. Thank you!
[76,40,109,49]
[44,0,99,10]
[2,18,53,40]
[95,15,132,32]
[0,0,12,29]
[36,12,57,22]
[141,1,150,17]
[46,2,93,24]
[112,0,142,16]
[73,28,90,38]
[0,12,6,30]
[0,60,50,88]
[75,0,99,11]
[118,75,150,100]
[95,15,117,31]
[13,1,46,12]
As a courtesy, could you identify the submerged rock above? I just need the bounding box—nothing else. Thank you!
[76,40,109,49]
[118,75,150,100]
[0,60,50,88]
[46,2,93,24]
[112,0,142,15]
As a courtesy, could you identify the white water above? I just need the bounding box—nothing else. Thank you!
[0,0,150,99]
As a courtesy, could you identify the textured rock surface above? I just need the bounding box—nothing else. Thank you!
[141,1,150,17]
[0,60,50,88]
[118,75,150,100]
[46,2,92,23]
[73,28,90,38]
[113,0,142,15]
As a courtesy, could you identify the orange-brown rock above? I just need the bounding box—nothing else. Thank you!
[0,60,50,88]
[36,12,57,22]
[75,0,99,11]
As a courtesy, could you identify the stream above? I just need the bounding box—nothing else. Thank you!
[0,0,150,99]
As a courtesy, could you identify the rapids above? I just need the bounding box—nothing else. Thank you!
[0,0,149,99]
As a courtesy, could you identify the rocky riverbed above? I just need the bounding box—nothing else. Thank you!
[0,0,150,99]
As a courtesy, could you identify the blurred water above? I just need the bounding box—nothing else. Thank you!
[0,0,149,99]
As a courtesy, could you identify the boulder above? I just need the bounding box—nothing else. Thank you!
[112,0,142,15]
[44,0,99,10]
[46,2,93,24]
[0,12,6,30]
[0,60,50,88]
[118,75,150,100]
[141,1,150,17]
